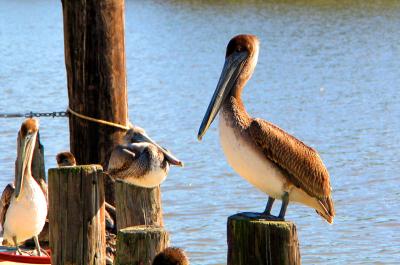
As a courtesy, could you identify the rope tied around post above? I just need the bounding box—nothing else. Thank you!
[67,107,129,130]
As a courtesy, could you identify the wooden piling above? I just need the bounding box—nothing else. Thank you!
[48,165,106,265]
[227,213,301,265]
[115,180,163,229]
[62,0,128,206]
[115,226,169,265]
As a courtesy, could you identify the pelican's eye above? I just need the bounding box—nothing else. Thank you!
[131,133,142,143]
[236,46,242,52]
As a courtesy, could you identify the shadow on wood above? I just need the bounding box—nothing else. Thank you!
[227,212,301,265]
[48,165,106,265]
[115,179,163,230]
[115,225,169,265]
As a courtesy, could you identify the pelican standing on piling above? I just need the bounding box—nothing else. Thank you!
[198,35,335,223]
[0,118,47,254]
[108,126,183,188]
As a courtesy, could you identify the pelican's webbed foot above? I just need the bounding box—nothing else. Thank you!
[260,213,285,221]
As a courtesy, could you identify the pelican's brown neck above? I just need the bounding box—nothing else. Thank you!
[230,43,259,101]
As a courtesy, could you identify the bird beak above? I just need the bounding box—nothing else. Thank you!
[140,133,184,167]
[15,132,37,199]
[197,51,248,140]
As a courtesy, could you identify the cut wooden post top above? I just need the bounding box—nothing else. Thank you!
[228,212,296,227]
[228,212,301,265]
[48,164,103,173]
[119,225,166,234]
[116,225,170,265]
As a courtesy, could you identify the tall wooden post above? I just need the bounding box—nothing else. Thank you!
[48,165,106,265]
[115,180,163,230]
[227,213,301,265]
[62,0,128,205]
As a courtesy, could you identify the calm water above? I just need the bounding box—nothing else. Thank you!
[1,0,400,264]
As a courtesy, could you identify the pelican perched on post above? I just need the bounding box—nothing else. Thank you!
[108,126,183,188]
[0,118,47,254]
[198,35,335,223]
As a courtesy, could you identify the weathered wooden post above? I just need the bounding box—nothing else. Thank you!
[115,180,163,229]
[48,165,106,265]
[115,180,167,264]
[115,226,169,265]
[62,0,168,263]
[62,0,128,205]
[227,213,301,265]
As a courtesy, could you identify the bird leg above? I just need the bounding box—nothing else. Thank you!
[13,236,22,255]
[33,236,42,256]
[278,192,289,220]
[262,196,275,216]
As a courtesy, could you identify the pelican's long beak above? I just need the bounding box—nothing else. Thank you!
[197,51,248,140]
[140,133,184,167]
[15,132,37,199]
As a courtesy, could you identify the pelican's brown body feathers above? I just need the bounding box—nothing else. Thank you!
[249,115,334,220]
[108,126,182,188]
[0,184,14,230]
[108,143,168,181]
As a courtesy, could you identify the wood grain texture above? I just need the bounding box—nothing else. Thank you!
[62,0,128,206]
[115,226,169,265]
[48,165,106,265]
[115,180,163,230]
[227,213,301,265]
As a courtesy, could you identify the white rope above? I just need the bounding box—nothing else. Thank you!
[67,107,129,131]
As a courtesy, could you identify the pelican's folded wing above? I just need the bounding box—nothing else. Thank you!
[107,145,138,179]
[0,184,14,229]
[249,118,332,199]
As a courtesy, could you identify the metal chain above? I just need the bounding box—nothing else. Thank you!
[26,111,68,118]
[0,111,68,118]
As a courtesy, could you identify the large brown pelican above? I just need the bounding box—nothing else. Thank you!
[108,126,183,188]
[198,35,335,223]
[0,118,47,253]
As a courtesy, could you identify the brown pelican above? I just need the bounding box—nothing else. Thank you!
[0,118,48,254]
[108,126,183,188]
[198,35,335,223]
[56,151,76,167]
[153,247,190,265]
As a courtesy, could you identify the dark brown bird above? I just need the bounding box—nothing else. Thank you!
[56,151,76,167]
[198,34,335,223]
[108,126,183,188]
[153,247,190,265]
